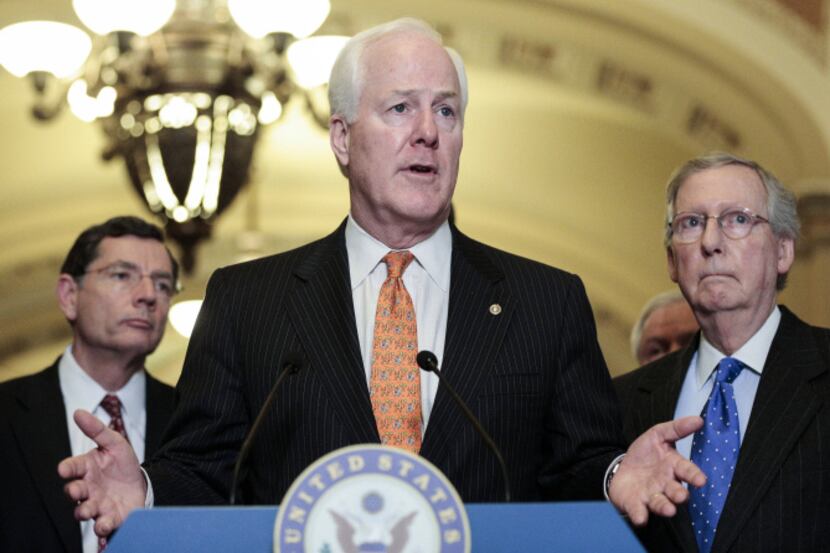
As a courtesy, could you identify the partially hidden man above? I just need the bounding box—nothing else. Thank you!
[0,216,178,553]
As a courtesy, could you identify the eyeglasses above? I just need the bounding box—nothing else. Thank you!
[82,262,178,298]
[668,207,769,244]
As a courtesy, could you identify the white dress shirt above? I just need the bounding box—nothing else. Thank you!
[345,214,452,433]
[58,345,147,553]
[673,307,781,460]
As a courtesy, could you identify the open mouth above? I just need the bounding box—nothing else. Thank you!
[408,164,436,174]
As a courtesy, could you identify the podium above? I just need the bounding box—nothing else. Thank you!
[108,502,645,552]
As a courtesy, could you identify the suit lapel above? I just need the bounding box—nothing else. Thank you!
[713,307,827,552]
[637,344,694,425]
[10,362,81,553]
[635,345,700,553]
[420,228,513,461]
[286,222,379,443]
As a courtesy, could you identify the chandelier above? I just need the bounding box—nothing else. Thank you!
[0,0,346,272]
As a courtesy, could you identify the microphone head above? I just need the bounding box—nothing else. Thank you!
[282,353,305,374]
[416,350,438,373]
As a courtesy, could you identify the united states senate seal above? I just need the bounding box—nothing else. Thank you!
[273,444,471,553]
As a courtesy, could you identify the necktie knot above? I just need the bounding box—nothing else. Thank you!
[715,357,744,384]
[100,394,123,419]
[100,394,130,445]
[383,251,414,279]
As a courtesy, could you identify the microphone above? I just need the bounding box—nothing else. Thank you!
[416,350,512,502]
[229,353,305,505]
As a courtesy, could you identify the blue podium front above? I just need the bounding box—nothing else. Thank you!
[108,502,644,552]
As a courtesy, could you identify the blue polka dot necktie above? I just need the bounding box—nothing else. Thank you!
[689,357,744,553]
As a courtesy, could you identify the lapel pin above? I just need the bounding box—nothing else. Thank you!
[489,303,502,316]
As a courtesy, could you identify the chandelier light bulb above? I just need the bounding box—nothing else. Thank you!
[228,0,330,39]
[72,0,176,36]
[159,95,198,129]
[0,21,91,78]
[258,92,283,125]
[67,80,118,121]
[287,35,349,89]
[169,300,204,338]
[67,80,99,122]
[5,2,342,273]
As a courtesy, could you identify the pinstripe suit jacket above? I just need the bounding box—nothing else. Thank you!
[0,360,175,553]
[614,306,830,553]
[148,221,625,505]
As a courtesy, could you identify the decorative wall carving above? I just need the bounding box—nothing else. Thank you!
[494,30,742,153]
[735,0,826,62]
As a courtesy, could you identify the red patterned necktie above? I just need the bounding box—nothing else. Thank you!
[97,394,130,551]
[370,251,422,453]
[100,394,130,444]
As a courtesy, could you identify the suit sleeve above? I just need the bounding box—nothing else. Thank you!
[538,274,626,499]
[146,268,249,505]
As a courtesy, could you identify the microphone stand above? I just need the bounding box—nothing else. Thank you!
[416,350,511,502]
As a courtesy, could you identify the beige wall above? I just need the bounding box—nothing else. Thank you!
[1,0,829,382]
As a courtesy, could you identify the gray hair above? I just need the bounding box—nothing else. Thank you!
[663,152,800,290]
[328,17,469,124]
[630,290,688,361]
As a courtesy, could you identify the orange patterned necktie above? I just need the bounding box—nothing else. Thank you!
[370,251,422,453]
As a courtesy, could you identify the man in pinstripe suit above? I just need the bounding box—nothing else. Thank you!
[615,153,830,552]
[60,18,707,540]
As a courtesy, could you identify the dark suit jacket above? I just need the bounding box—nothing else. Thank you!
[614,306,830,553]
[148,222,625,505]
[0,360,175,553]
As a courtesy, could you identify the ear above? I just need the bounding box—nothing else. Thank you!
[329,115,351,168]
[776,236,795,275]
[666,247,679,283]
[56,274,80,322]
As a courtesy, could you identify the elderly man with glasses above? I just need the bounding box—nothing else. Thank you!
[0,215,178,553]
[615,153,830,553]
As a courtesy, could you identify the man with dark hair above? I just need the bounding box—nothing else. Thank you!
[0,216,177,553]
[58,216,180,283]
[616,153,830,552]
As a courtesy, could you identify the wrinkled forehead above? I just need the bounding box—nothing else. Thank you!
[360,32,460,93]
[675,165,767,212]
[95,236,173,272]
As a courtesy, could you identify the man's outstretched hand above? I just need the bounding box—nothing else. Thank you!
[609,416,706,526]
[57,410,147,538]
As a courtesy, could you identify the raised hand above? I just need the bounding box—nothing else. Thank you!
[57,410,147,538]
[609,415,706,526]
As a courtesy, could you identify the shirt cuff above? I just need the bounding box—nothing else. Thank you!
[603,453,626,501]
[140,467,154,508]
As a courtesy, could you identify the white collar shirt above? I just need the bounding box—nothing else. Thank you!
[345,215,452,434]
[674,306,781,460]
[58,344,147,553]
